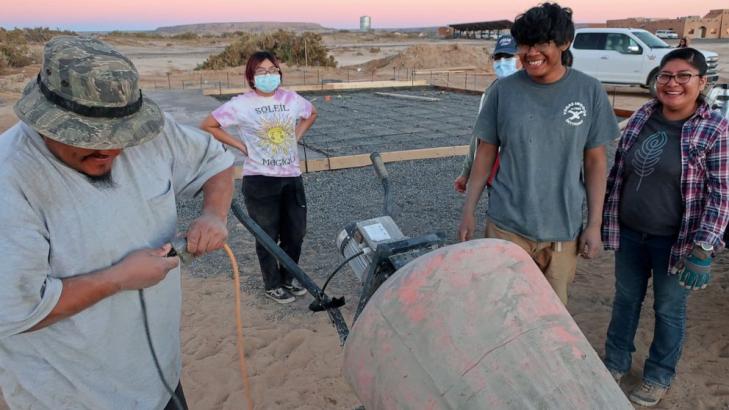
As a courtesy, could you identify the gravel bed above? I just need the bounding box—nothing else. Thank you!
[214,87,482,157]
[177,156,486,300]
[177,136,619,299]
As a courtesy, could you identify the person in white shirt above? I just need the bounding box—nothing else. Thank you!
[201,51,318,304]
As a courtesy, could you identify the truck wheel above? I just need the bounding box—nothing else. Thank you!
[648,71,659,97]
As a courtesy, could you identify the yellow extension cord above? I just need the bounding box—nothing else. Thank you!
[222,243,254,410]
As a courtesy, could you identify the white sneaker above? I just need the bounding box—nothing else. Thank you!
[265,288,295,304]
[282,281,307,296]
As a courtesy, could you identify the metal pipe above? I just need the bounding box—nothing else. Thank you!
[370,152,391,217]
[230,201,350,344]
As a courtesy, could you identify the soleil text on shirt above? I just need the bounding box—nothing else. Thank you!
[255,104,290,115]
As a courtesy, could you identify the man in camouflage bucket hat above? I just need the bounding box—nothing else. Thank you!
[0,36,234,409]
[15,36,164,149]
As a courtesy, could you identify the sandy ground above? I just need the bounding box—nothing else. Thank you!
[178,270,360,410]
[1,34,729,410]
[173,240,729,410]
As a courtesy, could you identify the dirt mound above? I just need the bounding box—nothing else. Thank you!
[354,43,493,72]
[155,22,330,35]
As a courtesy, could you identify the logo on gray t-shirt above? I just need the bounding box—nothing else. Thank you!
[631,131,668,191]
[563,102,587,126]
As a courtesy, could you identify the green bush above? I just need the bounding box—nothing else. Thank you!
[0,27,75,71]
[197,30,336,70]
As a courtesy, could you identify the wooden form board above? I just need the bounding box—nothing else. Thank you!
[204,80,429,97]
[374,92,440,102]
[232,145,469,178]
[412,67,480,75]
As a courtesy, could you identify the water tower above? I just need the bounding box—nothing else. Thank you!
[360,16,372,32]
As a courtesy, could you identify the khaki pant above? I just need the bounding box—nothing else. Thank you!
[485,221,577,305]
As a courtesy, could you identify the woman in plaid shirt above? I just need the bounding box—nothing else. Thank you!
[601,48,729,407]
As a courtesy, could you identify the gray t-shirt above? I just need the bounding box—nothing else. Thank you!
[474,69,618,241]
[620,110,684,235]
[0,115,234,409]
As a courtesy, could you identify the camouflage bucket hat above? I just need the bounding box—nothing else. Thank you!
[14,36,164,149]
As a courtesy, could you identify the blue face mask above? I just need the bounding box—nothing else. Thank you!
[493,57,518,79]
[254,74,281,93]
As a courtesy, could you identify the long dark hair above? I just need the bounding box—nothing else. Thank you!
[244,51,283,89]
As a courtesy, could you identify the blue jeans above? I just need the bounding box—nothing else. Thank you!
[604,226,689,388]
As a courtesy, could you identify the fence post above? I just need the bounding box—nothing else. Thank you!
[465,72,468,89]
[317,69,320,84]
[167,73,171,89]
[303,69,306,85]
[447,71,450,87]
[226,72,230,88]
[200,73,203,89]
[393,67,396,81]
[347,69,350,82]
[219,81,222,95]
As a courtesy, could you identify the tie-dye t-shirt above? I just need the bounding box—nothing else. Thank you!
[212,88,313,177]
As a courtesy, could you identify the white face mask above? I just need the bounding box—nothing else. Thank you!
[493,57,518,79]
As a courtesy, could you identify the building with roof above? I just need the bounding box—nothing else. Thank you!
[448,20,512,39]
[607,9,729,39]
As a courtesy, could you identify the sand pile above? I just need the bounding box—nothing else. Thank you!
[356,43,493,72]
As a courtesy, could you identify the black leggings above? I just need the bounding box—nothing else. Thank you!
[243,175,307,290]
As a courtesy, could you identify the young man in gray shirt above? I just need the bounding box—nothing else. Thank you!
[458,3,619,304]
[0,37,234,409]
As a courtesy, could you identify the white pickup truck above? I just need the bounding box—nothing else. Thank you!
[655,29,679,39]
[570,28,720,96]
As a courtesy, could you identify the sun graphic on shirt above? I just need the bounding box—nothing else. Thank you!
[256,115,295,156]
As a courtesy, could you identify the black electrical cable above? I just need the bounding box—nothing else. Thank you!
[320,250,365,294]
[139,289,184,410]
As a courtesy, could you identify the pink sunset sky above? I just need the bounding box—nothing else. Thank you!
[2,0,728,31]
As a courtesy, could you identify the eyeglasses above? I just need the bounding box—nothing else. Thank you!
[254,67,281,75]
[656,72,702,85]
[516,42,554,55]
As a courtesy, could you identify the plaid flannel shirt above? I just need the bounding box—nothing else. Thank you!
[602,99,729,272]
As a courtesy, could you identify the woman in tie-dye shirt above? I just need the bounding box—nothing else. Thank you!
[201,51,318,304]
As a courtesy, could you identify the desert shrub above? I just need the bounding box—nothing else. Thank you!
[197,30,336,70]
[21,27,75,42]
[0,43,34,68]
[170,32,198,40]
[0,27,75,44]
[105,31,163,39]
[221,31,246,38]
[369,47,381,53]
[0,27,72,71]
